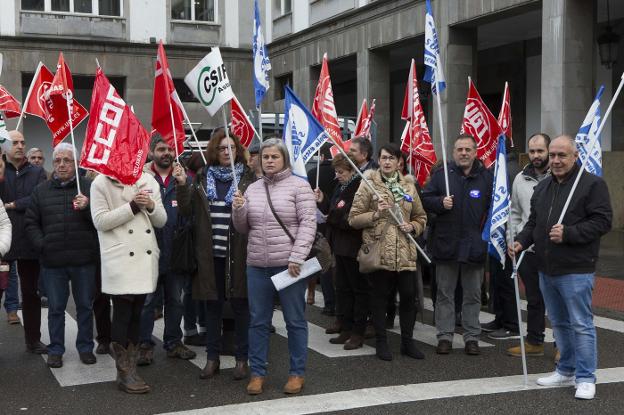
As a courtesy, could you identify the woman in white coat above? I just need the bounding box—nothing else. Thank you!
[0,200,12,302]
[90,173,166,394]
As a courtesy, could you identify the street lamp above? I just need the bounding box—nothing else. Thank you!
[598,0,620,69]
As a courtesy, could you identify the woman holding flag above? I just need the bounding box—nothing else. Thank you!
[348,143,427,361]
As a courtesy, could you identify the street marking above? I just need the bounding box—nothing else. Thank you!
[156,366,624,415]
[20,309,117,387]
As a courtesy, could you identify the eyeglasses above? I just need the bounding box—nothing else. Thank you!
[53,158,75,165]
[217,145,236,153]
[379,155,397,162]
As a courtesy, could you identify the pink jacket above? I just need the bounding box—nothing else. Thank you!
[232,168,317,267]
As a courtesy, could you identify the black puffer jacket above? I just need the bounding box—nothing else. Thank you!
[24,176,99,268]
[422,160,493,264]
[0,159,47,261]
[516,164,612,276]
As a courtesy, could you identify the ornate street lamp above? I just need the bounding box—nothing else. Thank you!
[598,0,620,69]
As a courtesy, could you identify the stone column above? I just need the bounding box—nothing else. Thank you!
[541,0,594,136]
[357,48,390,147]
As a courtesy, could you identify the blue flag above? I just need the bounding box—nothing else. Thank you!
[482,135,510,268]
[283,85,330,178]
[575,86,604,176]
[253,0,271,107]
[423,0,446,95]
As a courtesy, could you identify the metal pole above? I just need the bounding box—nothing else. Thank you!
[16,62,43,131]
[222,106,239,190]
[178,102,207,165]
[257,103,264,142]
[168,101,180,163]
[65,95,82,195]
[434,70,450,196]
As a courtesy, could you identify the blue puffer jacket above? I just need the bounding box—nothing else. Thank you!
[422,161,493,264]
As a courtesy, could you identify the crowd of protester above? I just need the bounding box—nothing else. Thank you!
[0,127,612,400]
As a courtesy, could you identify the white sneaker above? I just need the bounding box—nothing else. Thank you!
[575,382,595,400]
[536,372,575,386]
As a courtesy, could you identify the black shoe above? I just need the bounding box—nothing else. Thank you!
[436,340,452,355]
[400,339,425,359]
[96,342,110,355]
[480,320,500,333]
[79,352,97,365]
[464,340,480,355]
[26,341,48,354]
[488,328,521,340]
[47,354,63,368]
[375,340,392,361]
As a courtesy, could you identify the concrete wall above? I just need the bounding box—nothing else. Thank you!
[603,152,624,229]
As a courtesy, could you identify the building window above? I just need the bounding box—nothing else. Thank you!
[21,0,122,16]
[173,79,198,103]
[275,0,292,16]
[275,73,292,100]
[171,0,216,23]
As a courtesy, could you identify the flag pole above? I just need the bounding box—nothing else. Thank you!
[64,94,82,195]
[434,70,450,197]
[328,134,431,264]
[257,103,264,143]
[315,148,321,189]
[178,103,207,165]
[222,105,239,190]
[16,62,43,131]
[168,101,180,163]
[408,130,414,175]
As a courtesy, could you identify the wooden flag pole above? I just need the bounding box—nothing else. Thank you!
[168,101,180,163]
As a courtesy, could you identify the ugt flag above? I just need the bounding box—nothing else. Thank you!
[253,0,271,107]
[230,94,258,148]
[0,113,11,152]
[283,85,330,178]
[353,99,369,138]
[0,85,22,118]
[482,135,510,268]
[312,53,344,149]
[81,68,150,185]
[461,77,502,168]
[575,86,604,176]
[497,82,513,147]
[423,0,446,94]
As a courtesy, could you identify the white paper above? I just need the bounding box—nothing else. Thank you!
[270,257,322,291]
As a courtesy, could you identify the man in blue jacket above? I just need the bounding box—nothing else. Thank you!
[422,134,492,356]
[137,136,196,365]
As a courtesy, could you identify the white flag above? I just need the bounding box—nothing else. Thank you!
[184,47,234,116]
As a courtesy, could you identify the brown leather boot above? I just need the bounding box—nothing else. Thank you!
[247,376,265,395]
[329,331,351,344]
[283,375,305,394]
[111,342,150,394]
[232,360,248,380]
[199,359,220,379]
[343,334,364,350]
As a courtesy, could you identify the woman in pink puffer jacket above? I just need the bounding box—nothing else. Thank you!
[232,138,316,396]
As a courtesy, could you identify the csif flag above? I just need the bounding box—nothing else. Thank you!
[81,68,150,185]
[497,82,513,146]
[152,41,186,156]
[283,85,330,178]
[0,85,22,118]
[423,0,446,94]
[253,0,271,107]
[23,62,88,146]
[575,86,604,176]
[482,135,510,268]
[312,53,344,149]
[460,77,502,168]
[185,47,234,116]
[230,94,258,148]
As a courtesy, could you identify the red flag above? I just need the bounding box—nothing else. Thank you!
[80,68,150,185]
[0,85,22,118]
[460,78,502,168]
[47,53,74,100]
[400,122,436,187]
[152,41,185,155]
[312,53,344,149]
[497,81,512,147]
[360,98,375,139]
[23,62,88,146]
[353,99,368,138]
[230,94,257,148]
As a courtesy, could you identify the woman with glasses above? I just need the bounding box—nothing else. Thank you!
[348,143,427,361]
[176,128,256,381]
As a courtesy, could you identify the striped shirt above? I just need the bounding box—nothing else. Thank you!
[208,179,232,257]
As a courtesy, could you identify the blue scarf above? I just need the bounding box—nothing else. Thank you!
[205,163,244,206]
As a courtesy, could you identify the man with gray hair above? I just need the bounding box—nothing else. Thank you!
[27,147,51,179]
[25,142,99,368]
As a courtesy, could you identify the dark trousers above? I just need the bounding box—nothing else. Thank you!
[518,252,546,345]
[93,267,111,344]
[204,257,249,361]
[489,256,519,331]
[334,255,368,335]
[111,294,147,347]
[319,267,335,311]
[17,259,41,345]
[368,270,416,341]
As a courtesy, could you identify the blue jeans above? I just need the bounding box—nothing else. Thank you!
[539,272,596,383]
[3,261,20,313]
[247,265,308,377]
[42,265,96,356]
[139,273,187,350]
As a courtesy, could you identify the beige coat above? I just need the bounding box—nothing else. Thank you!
[0,200,11,257]
[90,173,167,295]
[348,170,427,272]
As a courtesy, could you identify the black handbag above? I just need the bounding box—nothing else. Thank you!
[264,182,332,273]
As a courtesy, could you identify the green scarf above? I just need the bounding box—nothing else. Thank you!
[382,171,406,203]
